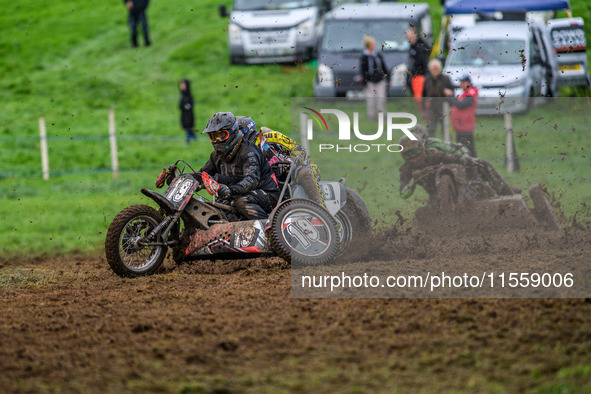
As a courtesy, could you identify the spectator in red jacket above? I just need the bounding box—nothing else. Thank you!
[446,75,478,157]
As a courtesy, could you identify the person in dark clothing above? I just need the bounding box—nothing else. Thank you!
[179,79,197,144]
[446,75,478,157]
[398,129,515,200]
[199,112,280,220]
[406,27,430,106]
[422,59,454,138]
[360,35,389,122]
[123,0,151,47]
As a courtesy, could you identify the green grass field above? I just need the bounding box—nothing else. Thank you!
[1,0,590,257]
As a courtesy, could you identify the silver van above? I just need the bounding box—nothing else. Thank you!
[444,20,558,114]
[219,0,328,64]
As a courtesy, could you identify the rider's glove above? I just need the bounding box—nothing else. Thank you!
[400,178,417,200]
[272,164,287,178]
[165,171,176,186]
[217,183,232,199]
[190,171,203,184]
[164,165,178,186]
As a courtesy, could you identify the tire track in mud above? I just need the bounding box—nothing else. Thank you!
[1,240,591,392]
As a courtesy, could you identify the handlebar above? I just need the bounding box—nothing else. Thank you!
[272,160,292,166]
[173,159,197,175]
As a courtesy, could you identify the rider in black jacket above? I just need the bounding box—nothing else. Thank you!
[199,112,280,220]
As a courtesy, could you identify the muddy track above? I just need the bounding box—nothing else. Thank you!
[1,227,591,392]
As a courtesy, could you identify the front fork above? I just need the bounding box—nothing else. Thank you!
[141,211,182,247]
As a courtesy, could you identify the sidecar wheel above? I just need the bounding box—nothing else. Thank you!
[335,188,372,254]
[269,199,339,266]
[105,205,167,278]
[343,188,372,236]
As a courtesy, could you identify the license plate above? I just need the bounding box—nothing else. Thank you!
[346,90,365,99]
[249,47,293,57]
[559,64,582,71]
[164,174,198,211]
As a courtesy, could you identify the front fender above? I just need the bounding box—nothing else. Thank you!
[435,165,467,188]
[141,188,176,213]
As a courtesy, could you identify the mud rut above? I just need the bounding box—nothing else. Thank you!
[1,225,591,392]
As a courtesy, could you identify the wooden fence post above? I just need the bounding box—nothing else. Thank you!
[442,101,451,143]
[504,112,514,173]
[109,108,119,180]
[39,117,49,180]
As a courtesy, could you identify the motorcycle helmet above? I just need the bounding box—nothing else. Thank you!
[203,112,243,161]
[411,125,428,142]
[237,116,258,143]
[399,136,423,161]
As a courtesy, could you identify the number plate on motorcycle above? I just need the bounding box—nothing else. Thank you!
[164,174,199,211]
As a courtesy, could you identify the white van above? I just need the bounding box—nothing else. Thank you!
[547,17,590,89]
[444,20,558,114]
[219,0,328,64]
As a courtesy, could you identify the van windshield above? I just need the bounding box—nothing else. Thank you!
[234,0,317,11]
[322,20,411,53]
[446,39,526,66]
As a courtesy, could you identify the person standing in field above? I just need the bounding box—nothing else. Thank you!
[446,75,478,157]
[406,27,430,107]
[123,0,151,48]
[422,59,453,138]
[360,35,389,123]
[179,79,197,144]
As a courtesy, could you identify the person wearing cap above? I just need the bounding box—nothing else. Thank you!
[198,112,280,220]
[445,75,478,157]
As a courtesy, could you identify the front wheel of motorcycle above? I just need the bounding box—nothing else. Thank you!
[105,204,167,278]
[268,199,340,267]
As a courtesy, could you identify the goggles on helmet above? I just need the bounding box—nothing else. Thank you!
[402,147,422,160]
[208,129,231,143]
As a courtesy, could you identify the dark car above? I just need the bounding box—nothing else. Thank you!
[314,3,432,97]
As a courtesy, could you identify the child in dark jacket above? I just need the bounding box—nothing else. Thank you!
[179,79,197,144]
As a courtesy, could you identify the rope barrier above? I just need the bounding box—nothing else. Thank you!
[0,135,186,143]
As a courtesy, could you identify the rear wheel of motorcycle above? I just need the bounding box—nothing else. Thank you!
[105,204,167,278]
[268,199,339,266]
[437,175,456,214]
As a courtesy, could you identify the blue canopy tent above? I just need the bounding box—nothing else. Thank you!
[443,0,571,14]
